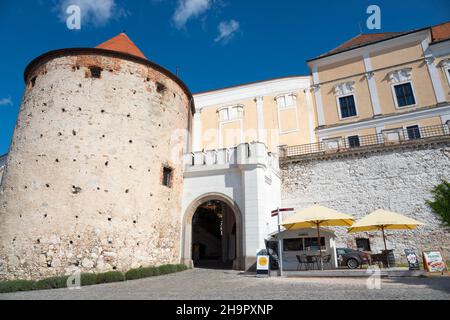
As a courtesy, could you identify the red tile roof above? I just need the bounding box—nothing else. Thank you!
[312,20,450,61]
[431,21,450,43]
[323,32,404,57]
[96,33,146,59]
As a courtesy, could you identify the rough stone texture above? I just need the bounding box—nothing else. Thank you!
[0,54,191,280]
[0,155,6,186]
[281,145,450,262]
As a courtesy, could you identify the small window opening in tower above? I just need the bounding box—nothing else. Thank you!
[162,166,173,188]
[156,82,166,93]
[89,66,103,78]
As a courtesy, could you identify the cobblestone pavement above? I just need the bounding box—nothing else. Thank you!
[1,268,449,300]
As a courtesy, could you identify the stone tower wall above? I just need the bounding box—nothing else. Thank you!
[0,52,191,280]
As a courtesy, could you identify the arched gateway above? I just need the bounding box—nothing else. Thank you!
[181,143,282,271]
[181,193,244,270]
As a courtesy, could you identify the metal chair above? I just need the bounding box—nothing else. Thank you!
[321,254,333,270]
[306,255,318,270]
[296,254,309,271]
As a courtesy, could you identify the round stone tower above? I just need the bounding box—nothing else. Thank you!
[0,34,194,280]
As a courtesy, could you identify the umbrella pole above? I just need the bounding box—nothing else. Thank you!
[317,223,323,270]
[381,226,390,268]
[381,226,387,251]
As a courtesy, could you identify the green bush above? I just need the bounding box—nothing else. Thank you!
[176,264,188,272]
[80,273,98,287]
[125,268,144,281]
[125,266,160,280]
[0,264,188,294]
[143,266,160,277]
[158,264,178,275]
[33,276,69,290]
[427,180,450,227]
[0,280,36,293]
[96,271,125,284]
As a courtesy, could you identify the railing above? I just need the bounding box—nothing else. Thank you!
[280,124,450,159]
[185,141,279,170]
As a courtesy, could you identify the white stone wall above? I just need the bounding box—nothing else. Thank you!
[281,145,450,262]
[181,142,281,269]
[0,53,191,280]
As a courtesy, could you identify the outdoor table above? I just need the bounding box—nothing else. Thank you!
[306,254,322,270]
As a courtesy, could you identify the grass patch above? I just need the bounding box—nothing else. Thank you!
[0,263,188,294]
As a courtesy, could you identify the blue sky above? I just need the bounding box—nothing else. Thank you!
[0,0,449,155]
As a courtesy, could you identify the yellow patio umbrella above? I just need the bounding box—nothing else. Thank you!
[281,204,355,270]
[348,209,425,251]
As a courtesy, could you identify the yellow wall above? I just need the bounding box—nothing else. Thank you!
[383,116,442,130]
[314,39,443,140]
[320,74,374,124]
[319,57,366,82]
[370,43,423,70]
[375,60,437,115]
[197,89,316,152]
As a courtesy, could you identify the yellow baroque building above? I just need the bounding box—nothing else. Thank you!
[193,21,450,154]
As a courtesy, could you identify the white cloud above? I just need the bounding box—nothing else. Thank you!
[214,19,239,44]
[58,0,125,26]
[0,97,13,107]
[172,0,211,29]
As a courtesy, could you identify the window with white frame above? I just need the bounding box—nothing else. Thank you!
[388,68,417,108]
[218,105,244,122]
[394,83,416,107]
[276,93,296,108]
[276,93,299,134]
[338,95,358,118]
[439,59,450,86]
[334,82,358,119]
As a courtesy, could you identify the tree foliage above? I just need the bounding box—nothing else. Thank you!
[426,180,450,228]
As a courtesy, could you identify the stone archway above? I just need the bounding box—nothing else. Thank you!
[181,193,244,270]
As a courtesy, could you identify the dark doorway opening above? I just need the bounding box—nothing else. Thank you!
[192,200,236,269]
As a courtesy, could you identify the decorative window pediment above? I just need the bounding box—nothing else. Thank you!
[276,93,297,108]
[438,59,450,68]
[334,82,355,96]
[388,68,412,84]
[218,105,244,121]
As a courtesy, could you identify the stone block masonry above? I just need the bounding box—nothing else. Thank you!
[280,144,450,262]
[0,52,192,280]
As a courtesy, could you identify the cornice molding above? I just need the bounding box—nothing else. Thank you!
[193,76,311,110]
[317,104,450,138]
[308,29,430,69]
